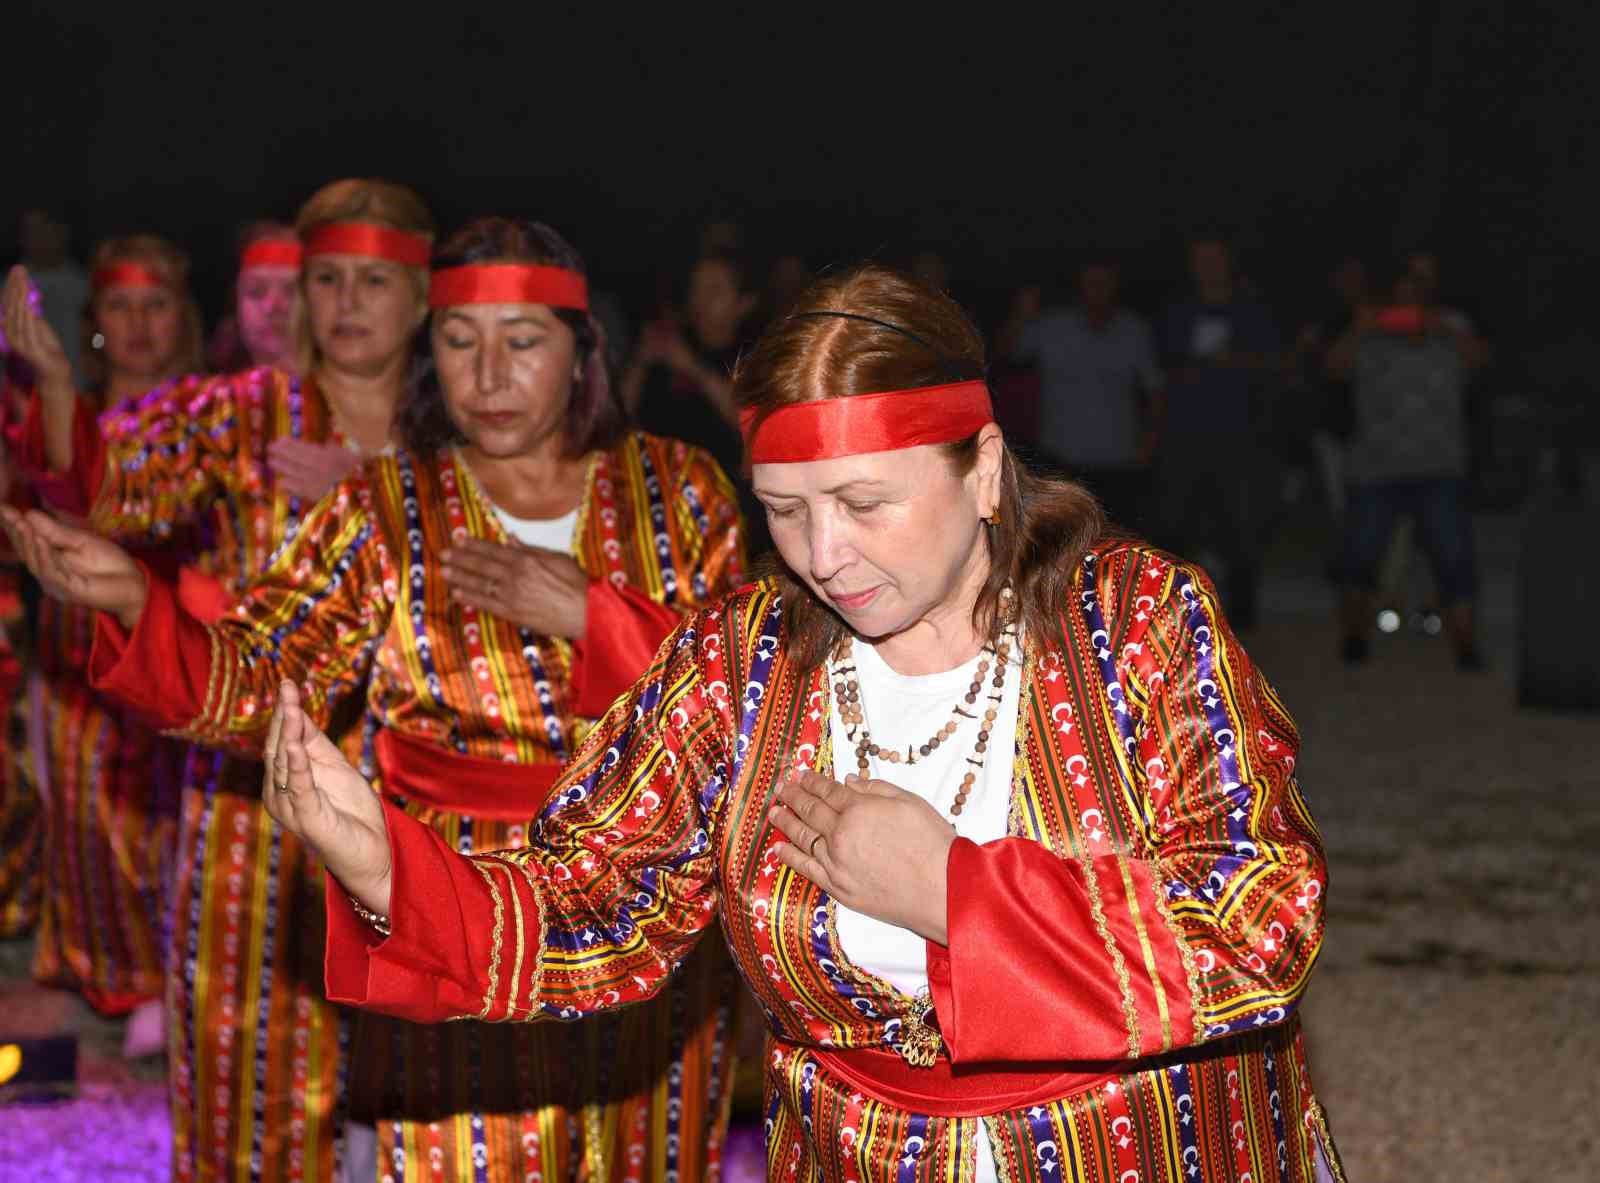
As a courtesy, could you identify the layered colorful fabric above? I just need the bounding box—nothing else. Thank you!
[7,397,180,1014]
[93,433,748,1182]
[28,595,179,1014]
[325,542,1345,1182]
[0,569,40,939]
[19,368,358,1182]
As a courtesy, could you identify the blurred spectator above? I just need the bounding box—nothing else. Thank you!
[909,250,951,294]
[699,219,745,256]
[1153,236,1281,628]
[1329,265,1483,669]
[764,253,811,321]
[1292,256,1371,518]
[18,210,90,386]
[1407,251,1490,368]
[209,221,300,372]
[621,250,767,553]
[999,261,1162,530]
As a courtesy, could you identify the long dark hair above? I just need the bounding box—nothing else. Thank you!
[732,264,1105,670]
[402,217,624,456]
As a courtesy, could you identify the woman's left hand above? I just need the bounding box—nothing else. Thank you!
[440,538,588,638]
[770,771,956,945]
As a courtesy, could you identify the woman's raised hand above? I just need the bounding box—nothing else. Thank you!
[2,266,74,394]
[769,771,956,945]
[0,507,148,628]
[263,680,393,916]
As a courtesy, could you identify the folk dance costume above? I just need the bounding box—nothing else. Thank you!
[0,567,40,938]
[320,380,1344,1182]
[88,261,748,1181]
[14,234,385,1181]
[9,273,190,1016]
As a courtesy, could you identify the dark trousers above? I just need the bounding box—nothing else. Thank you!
[1151,445,1266,629]
[1338,477,1477,603]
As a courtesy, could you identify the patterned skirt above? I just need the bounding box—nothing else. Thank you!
[165,746,350,1183]
[30,670,177,1013]
[346,804,740,1183]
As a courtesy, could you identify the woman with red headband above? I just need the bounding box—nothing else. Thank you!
[1,177,434,1181]
[208,221,304,372]
[249,262,1346,1182]
[5,216,746,1182]
[12,235,201,1050]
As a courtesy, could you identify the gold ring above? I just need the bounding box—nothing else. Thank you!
[809,834,823,859]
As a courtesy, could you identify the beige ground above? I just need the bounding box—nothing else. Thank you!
[1248,525,1598,1182]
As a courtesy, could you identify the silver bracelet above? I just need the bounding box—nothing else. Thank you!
[350,897,391,937]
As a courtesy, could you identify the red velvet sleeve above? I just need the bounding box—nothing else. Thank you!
[926,839,1191,1064]
[568,579,683,718]
[10,392,105,516]
[324,798,528,1023]
[87,563,213,730]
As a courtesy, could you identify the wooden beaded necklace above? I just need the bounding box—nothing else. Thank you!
[830,589,1018,819]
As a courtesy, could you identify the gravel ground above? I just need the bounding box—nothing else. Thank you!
[1,513,1593,1181]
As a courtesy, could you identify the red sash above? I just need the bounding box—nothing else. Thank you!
[375,728,563,820]
[808,1043,1120,1118]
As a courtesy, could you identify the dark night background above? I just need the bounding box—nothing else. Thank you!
[10,1,1596,338]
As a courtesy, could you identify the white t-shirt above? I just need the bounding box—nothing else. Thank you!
[491,505,579,553]
[828,633,1023,1181]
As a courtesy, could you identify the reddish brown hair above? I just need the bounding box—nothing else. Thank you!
[732,264,1105,668]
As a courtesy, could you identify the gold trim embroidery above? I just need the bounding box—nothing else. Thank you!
[1147,864,1207,1043]
[498,859,527,1023]
[1082,852,1141,1058]
[1309,1097,1349,1183]
[471,859,506,1020]
[173,626,225,740]
[1115,855,1172,1052]
[567,450,603,564]
[1007,643,1037,841]
[517,857,547,1020]
[897,988,942,1069]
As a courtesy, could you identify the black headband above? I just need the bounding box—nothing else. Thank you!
[786,310,978,384]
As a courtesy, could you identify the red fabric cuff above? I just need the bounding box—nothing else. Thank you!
[323,798,505,1023]
[13,392,104,516]
[88,562,212,730]
[569,578,681,718]
[928,837,1161,1065]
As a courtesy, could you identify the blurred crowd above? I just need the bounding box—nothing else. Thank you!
[3,205,1576,673]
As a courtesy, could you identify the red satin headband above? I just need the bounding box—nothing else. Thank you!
[427,264,589,311]
[91,263,167,292]
[303,222,431,267]
[739,380,995,464]
[239,240,303,269]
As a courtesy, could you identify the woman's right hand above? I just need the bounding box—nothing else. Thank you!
[0,507,148,629]
[2,266,74,395]
[264,681,393,917]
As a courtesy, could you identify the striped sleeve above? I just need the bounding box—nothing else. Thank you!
[928,564,1325,1063]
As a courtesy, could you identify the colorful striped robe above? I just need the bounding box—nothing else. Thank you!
[27,368,362,1182]
[94,434,747,1182]
[0,570,40,939]
[328,542,1345,1183]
